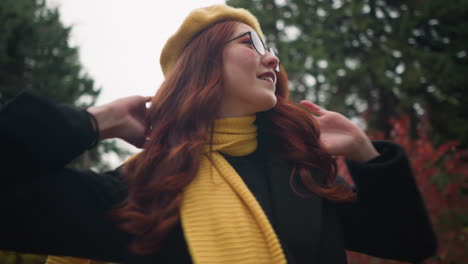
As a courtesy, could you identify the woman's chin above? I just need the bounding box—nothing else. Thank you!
[256,96,277,112]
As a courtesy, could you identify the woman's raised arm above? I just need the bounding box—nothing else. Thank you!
[1,91,150,178]
[298,101,436,261]
[0,91,150,262]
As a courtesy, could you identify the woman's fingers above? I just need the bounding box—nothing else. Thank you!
[300,100,326,116]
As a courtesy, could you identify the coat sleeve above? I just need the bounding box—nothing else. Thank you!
[1,91,97,179]
[0,91,131,262]
[337,141,437,263]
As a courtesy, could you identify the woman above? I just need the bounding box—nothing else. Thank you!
[0,4,436,264]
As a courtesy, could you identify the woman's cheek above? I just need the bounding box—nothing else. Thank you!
[237,49,258,64]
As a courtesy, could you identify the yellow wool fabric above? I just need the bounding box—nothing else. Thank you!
[160,4,265,76]
[181,115,286,264]
[45,256,109,264]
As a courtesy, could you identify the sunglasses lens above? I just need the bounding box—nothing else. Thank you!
[268,47,276,57]
[250,31,265,55]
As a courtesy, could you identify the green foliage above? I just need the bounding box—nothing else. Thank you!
[227,0,468,146]
[0,0,99,106]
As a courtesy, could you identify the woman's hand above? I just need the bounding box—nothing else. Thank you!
[87,95,152,148]
[300,100,379,163]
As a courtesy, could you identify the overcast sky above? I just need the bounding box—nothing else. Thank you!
[49,0,225,105]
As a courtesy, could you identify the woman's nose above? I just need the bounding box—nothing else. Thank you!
[262,51,280,72]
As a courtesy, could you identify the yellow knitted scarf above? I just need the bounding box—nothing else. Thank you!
[45,116,286,264]
[181,115,286,264]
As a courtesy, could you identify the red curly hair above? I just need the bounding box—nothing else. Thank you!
[111,20,355,255]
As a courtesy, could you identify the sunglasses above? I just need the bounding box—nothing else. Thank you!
[225,31,280,72]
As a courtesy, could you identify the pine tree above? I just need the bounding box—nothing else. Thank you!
[0,0,99,105]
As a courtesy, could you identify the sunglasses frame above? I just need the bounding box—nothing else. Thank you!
[225,31,280,72]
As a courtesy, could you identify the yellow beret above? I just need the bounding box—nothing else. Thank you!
[159,4,264,75]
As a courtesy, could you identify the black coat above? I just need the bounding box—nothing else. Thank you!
[0,92,437,263]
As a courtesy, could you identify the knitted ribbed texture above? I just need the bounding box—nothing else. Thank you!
[45,256,107,264]
[160,4,264,75]
[181,115,286,264]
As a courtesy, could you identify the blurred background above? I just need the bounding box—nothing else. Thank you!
[0,0,466,263]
